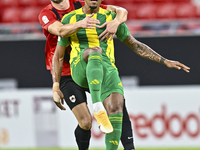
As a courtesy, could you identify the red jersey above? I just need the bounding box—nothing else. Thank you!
[38,0,107,76]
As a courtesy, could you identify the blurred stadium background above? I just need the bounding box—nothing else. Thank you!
[0,0,200,150]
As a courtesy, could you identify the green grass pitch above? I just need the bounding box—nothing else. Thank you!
[1,148,200,150]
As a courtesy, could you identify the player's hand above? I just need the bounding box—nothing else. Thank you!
[164,59,190,73]
[52,82,66,110]
[96,20,120,42]
[80,13,100,29]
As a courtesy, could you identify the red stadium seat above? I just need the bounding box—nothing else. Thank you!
[37,0,50,7]
[1,8,21,23]
[156,3,177,19]
[136,4,157,19]
[0,0,19,8]
[19,7,42,22]
[195,5,200,17]
[115,0,134,5]
[172,0,191,3]
[101,0,116,5]
[175,3,196,18]
[153,0,172,3]
[19,0,38,6]
[117,3,137,19]
[133,0,154,4]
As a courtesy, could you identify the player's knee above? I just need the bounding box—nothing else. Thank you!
[79,118,92,130]
[106,100,124,114]
[90,46,102,54]
[108,104,123,114]
[104,93,124,115]
[83,47,102,62]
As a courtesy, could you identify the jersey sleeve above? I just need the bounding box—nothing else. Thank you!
[61,11,76,24]
[116,23,130,42]
[57,36,70,47]
[38,9,58,31]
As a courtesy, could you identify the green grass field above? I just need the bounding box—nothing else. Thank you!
[1,148,200,150]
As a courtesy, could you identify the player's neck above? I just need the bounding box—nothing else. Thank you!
[82,6,99,14]
[51,0,70,10]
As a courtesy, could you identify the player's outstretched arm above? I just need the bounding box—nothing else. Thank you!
[52,44,67,110]
[123,34,190,73]
[59,13,100,38]
[97,6,128,42]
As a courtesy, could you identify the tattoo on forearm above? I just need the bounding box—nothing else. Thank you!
[123,35,164,64]
[160,57,166,65]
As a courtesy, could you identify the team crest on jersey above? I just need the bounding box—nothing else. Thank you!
[42,15,49,24]
[69,95,76,103]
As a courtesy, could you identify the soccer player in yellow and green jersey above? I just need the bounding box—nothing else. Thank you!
[53,1,190,150]
[55,1,130,150]
[58,7,130,90]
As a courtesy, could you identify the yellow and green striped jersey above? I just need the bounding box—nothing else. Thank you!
[57,7,130,66]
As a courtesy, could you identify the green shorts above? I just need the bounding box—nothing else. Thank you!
[70,51,124,102]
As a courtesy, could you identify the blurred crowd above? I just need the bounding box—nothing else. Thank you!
[1,0,200,37]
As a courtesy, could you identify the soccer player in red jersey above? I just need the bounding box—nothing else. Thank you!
[38,0,135,150]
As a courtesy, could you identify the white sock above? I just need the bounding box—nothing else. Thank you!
[93,102,105,114]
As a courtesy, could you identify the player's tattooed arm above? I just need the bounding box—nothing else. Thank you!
[52,44,65,83]
[52,44,66,110]
[123,34,190,72]
[57,65,63,82]
[123,34,165,64]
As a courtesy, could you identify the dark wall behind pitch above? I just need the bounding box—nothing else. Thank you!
[0,36,199,88]
[0,40,51,88]
[115,36,199,86]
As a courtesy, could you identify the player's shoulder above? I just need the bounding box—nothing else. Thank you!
[77,0,85,6]
[98,7,116,17]
[99,7,113,15]
[40,4,53,12]
[68,7,82,15]
[75,0,84,4]
[39,4,54,16]
[61,8,82,22]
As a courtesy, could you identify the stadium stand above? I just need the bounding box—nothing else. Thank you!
[156,3,177,19]
[18,0,38,6]
[135,3,157,19]
[0,0,199,23]
[1,8,21,23]
[172,0,191,3]
[195,5,200,17]
[0,0,19,8]
[0,0,200,37]
[114,3,138,19]
[153,0,172,4]
[0,0,49,23]
[175,3,197,18]
[37,0,51,7]
[133,0,154,4]
[19,7,43,23]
